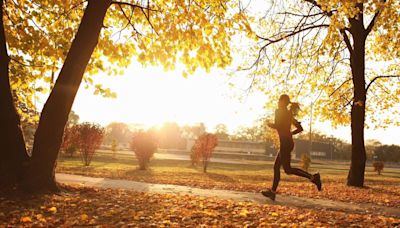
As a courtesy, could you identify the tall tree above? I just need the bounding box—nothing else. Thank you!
[26,0,113,191]
[242,0,400,186]
[0,0,29,186]
[2,0,251,191]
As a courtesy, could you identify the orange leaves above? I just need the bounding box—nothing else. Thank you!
[2,185,400,226]
[190,133,218,169]
[20,216,32,223]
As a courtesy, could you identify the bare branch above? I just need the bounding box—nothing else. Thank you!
[303,0,333,16]
[366,75,400,93]
[365,0,386,34]
[329,78,351,97]
[257,24,329,47]
[111,1,157,12]
[340,29,353,55]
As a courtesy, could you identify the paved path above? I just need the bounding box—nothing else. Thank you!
[56,173,400,218]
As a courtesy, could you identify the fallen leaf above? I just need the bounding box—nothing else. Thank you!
[20,216,32,223]
[48,206,57,213]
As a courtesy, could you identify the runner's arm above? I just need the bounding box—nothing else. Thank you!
[291,119,303,135]
[267,110,279,129]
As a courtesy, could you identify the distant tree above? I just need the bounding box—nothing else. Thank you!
[232,125,264,142]
[365,139,382,160]
[181,123,206,139]
[214,124,230,140]
[374,145,400,163]
[67,110,80,127]
[75,123,104,166]
[191,133,218,173]
[130,131,158,170]
[105,122,132,145]
[157,122,186,149]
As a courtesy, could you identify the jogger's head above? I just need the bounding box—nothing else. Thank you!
[278,94,290,108]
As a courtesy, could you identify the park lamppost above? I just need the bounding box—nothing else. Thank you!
[309,102,313,158]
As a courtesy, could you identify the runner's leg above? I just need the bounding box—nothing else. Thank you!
[271,153,281,192]
[280,140,312,179]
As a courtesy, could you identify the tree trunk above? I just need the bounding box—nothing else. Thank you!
[347,19,367,187]
[0,0,29,187]
[25,0,111,192]
[203,160,208,173]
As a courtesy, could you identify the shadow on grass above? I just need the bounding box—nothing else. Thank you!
[205,172,238,183]
[125,168,155,177]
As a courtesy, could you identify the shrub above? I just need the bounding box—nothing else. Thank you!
[191,133,218,173]
[130,131,158,170]
[301,153,311,172]
[373,161,384,175]
[65,144,78,157]
[61,126,79,157]
[75,123,105,166]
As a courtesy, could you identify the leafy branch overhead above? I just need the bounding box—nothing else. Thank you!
[242,0,400,129]
[5,0,252,118]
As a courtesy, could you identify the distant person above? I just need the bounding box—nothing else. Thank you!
[261,94,322,200]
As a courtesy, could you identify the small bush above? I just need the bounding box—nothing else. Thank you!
[191,133,218,173]
[61,126,79,157]
[301,153,311,172]
[75,123,105,166]
[373,161,384,175]
[130,131,158,170]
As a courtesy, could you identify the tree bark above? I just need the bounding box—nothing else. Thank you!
[347,17,367,187]
[25,0,111,192]
[0,0,29,187]
[203,160,208,173]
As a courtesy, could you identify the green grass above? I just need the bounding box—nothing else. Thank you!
[56,150,400,180]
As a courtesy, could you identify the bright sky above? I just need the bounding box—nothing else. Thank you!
[56,0,400,146]
[69,61,400,146]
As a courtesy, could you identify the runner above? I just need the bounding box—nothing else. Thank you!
[261,94,322,201]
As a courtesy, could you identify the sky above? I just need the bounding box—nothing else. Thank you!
[68,61,400,146]
[35,0,399,146]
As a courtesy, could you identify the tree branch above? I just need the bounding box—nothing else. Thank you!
[365,0,386,34]
[111,1,157,12]
[257,24,329,47]
[340,29,353,55]
[303,0,333,16]
[366,75,400,93]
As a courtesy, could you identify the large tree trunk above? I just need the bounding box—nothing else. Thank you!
[25,0,111,192]
[0,0,29,187]
[347,18,367,187]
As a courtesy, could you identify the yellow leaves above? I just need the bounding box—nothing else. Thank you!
[271,212,279,217]
[36,214,47,223]
[81,213,89,221]
[47,206,57,214]
[239,209,250,217]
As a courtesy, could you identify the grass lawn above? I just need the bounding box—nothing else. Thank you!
[56,151,400,208]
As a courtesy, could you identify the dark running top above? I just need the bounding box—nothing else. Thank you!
[271,108,303,139]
